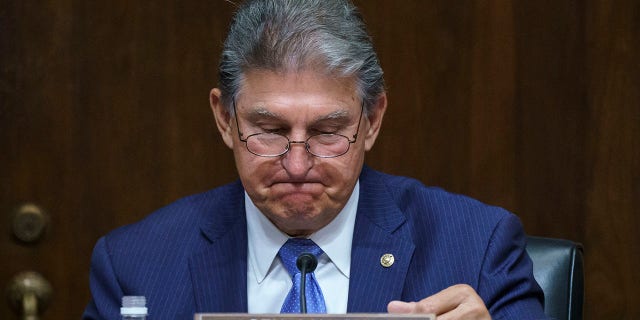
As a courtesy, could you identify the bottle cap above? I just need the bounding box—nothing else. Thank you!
[121,296,148,316]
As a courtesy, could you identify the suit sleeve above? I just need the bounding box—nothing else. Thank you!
[82,237,123,320]
[478,214,549,320]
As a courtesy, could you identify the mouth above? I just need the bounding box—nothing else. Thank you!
[269,181,324,194]
[270,176,323,185]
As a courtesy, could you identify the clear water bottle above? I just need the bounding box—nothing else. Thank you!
[121,296,148,320]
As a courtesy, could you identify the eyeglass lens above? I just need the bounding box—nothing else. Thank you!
[245,133,350,157]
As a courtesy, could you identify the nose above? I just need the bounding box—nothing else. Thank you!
[281,140,313,177]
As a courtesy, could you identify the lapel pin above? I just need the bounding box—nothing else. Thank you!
[380,253,395,268]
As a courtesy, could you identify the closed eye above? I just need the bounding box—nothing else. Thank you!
[263,127,287,134]
[249,120,289,134]
[310,128,340,135]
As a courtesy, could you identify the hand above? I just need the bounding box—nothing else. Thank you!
[387,284,491,320]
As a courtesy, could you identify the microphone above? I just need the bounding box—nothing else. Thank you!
[296,253,318,313]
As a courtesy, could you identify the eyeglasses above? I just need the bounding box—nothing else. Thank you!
[233,100,364,158]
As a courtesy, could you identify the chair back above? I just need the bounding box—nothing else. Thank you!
[526,236,584,320]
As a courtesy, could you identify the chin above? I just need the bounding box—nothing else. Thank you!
[280,201,318,218]
[267,201,320,221]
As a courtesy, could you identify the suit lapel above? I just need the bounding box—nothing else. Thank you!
[186,168,414,313]
[189,182,249,312]
[348,167,415,312]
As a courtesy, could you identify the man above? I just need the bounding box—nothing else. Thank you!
[83,1,547,319]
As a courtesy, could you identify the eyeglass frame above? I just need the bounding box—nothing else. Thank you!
[232,99,365,158]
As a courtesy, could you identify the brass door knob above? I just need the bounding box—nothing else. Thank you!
[11,203,49,243]
[6,271,52,320]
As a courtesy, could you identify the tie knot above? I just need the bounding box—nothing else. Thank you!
[279,238,323,276]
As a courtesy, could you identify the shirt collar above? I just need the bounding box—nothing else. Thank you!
[246,181,359,283]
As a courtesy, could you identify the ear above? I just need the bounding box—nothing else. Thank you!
[363,92,387,151]
[210,88,235,149]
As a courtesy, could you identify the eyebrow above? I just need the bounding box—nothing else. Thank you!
[244,107,282,123]
[243,106,353,125]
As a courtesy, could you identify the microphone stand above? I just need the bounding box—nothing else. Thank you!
[296,253,318,314]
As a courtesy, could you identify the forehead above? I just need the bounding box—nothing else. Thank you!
[235,70,360,115]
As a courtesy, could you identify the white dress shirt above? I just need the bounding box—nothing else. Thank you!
[247,181,359,313]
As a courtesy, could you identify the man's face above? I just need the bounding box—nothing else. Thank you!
[210,70,386,236]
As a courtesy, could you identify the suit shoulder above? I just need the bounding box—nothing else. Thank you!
[103,181,243,250]
[364,168,511,223]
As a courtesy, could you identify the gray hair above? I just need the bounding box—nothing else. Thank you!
[218,0,385,114]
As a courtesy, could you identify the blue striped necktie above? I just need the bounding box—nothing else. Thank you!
[279,238,327,313]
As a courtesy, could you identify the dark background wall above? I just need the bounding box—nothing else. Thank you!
[1,1,638,319]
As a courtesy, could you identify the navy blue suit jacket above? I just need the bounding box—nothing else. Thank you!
[83,167,547,319]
